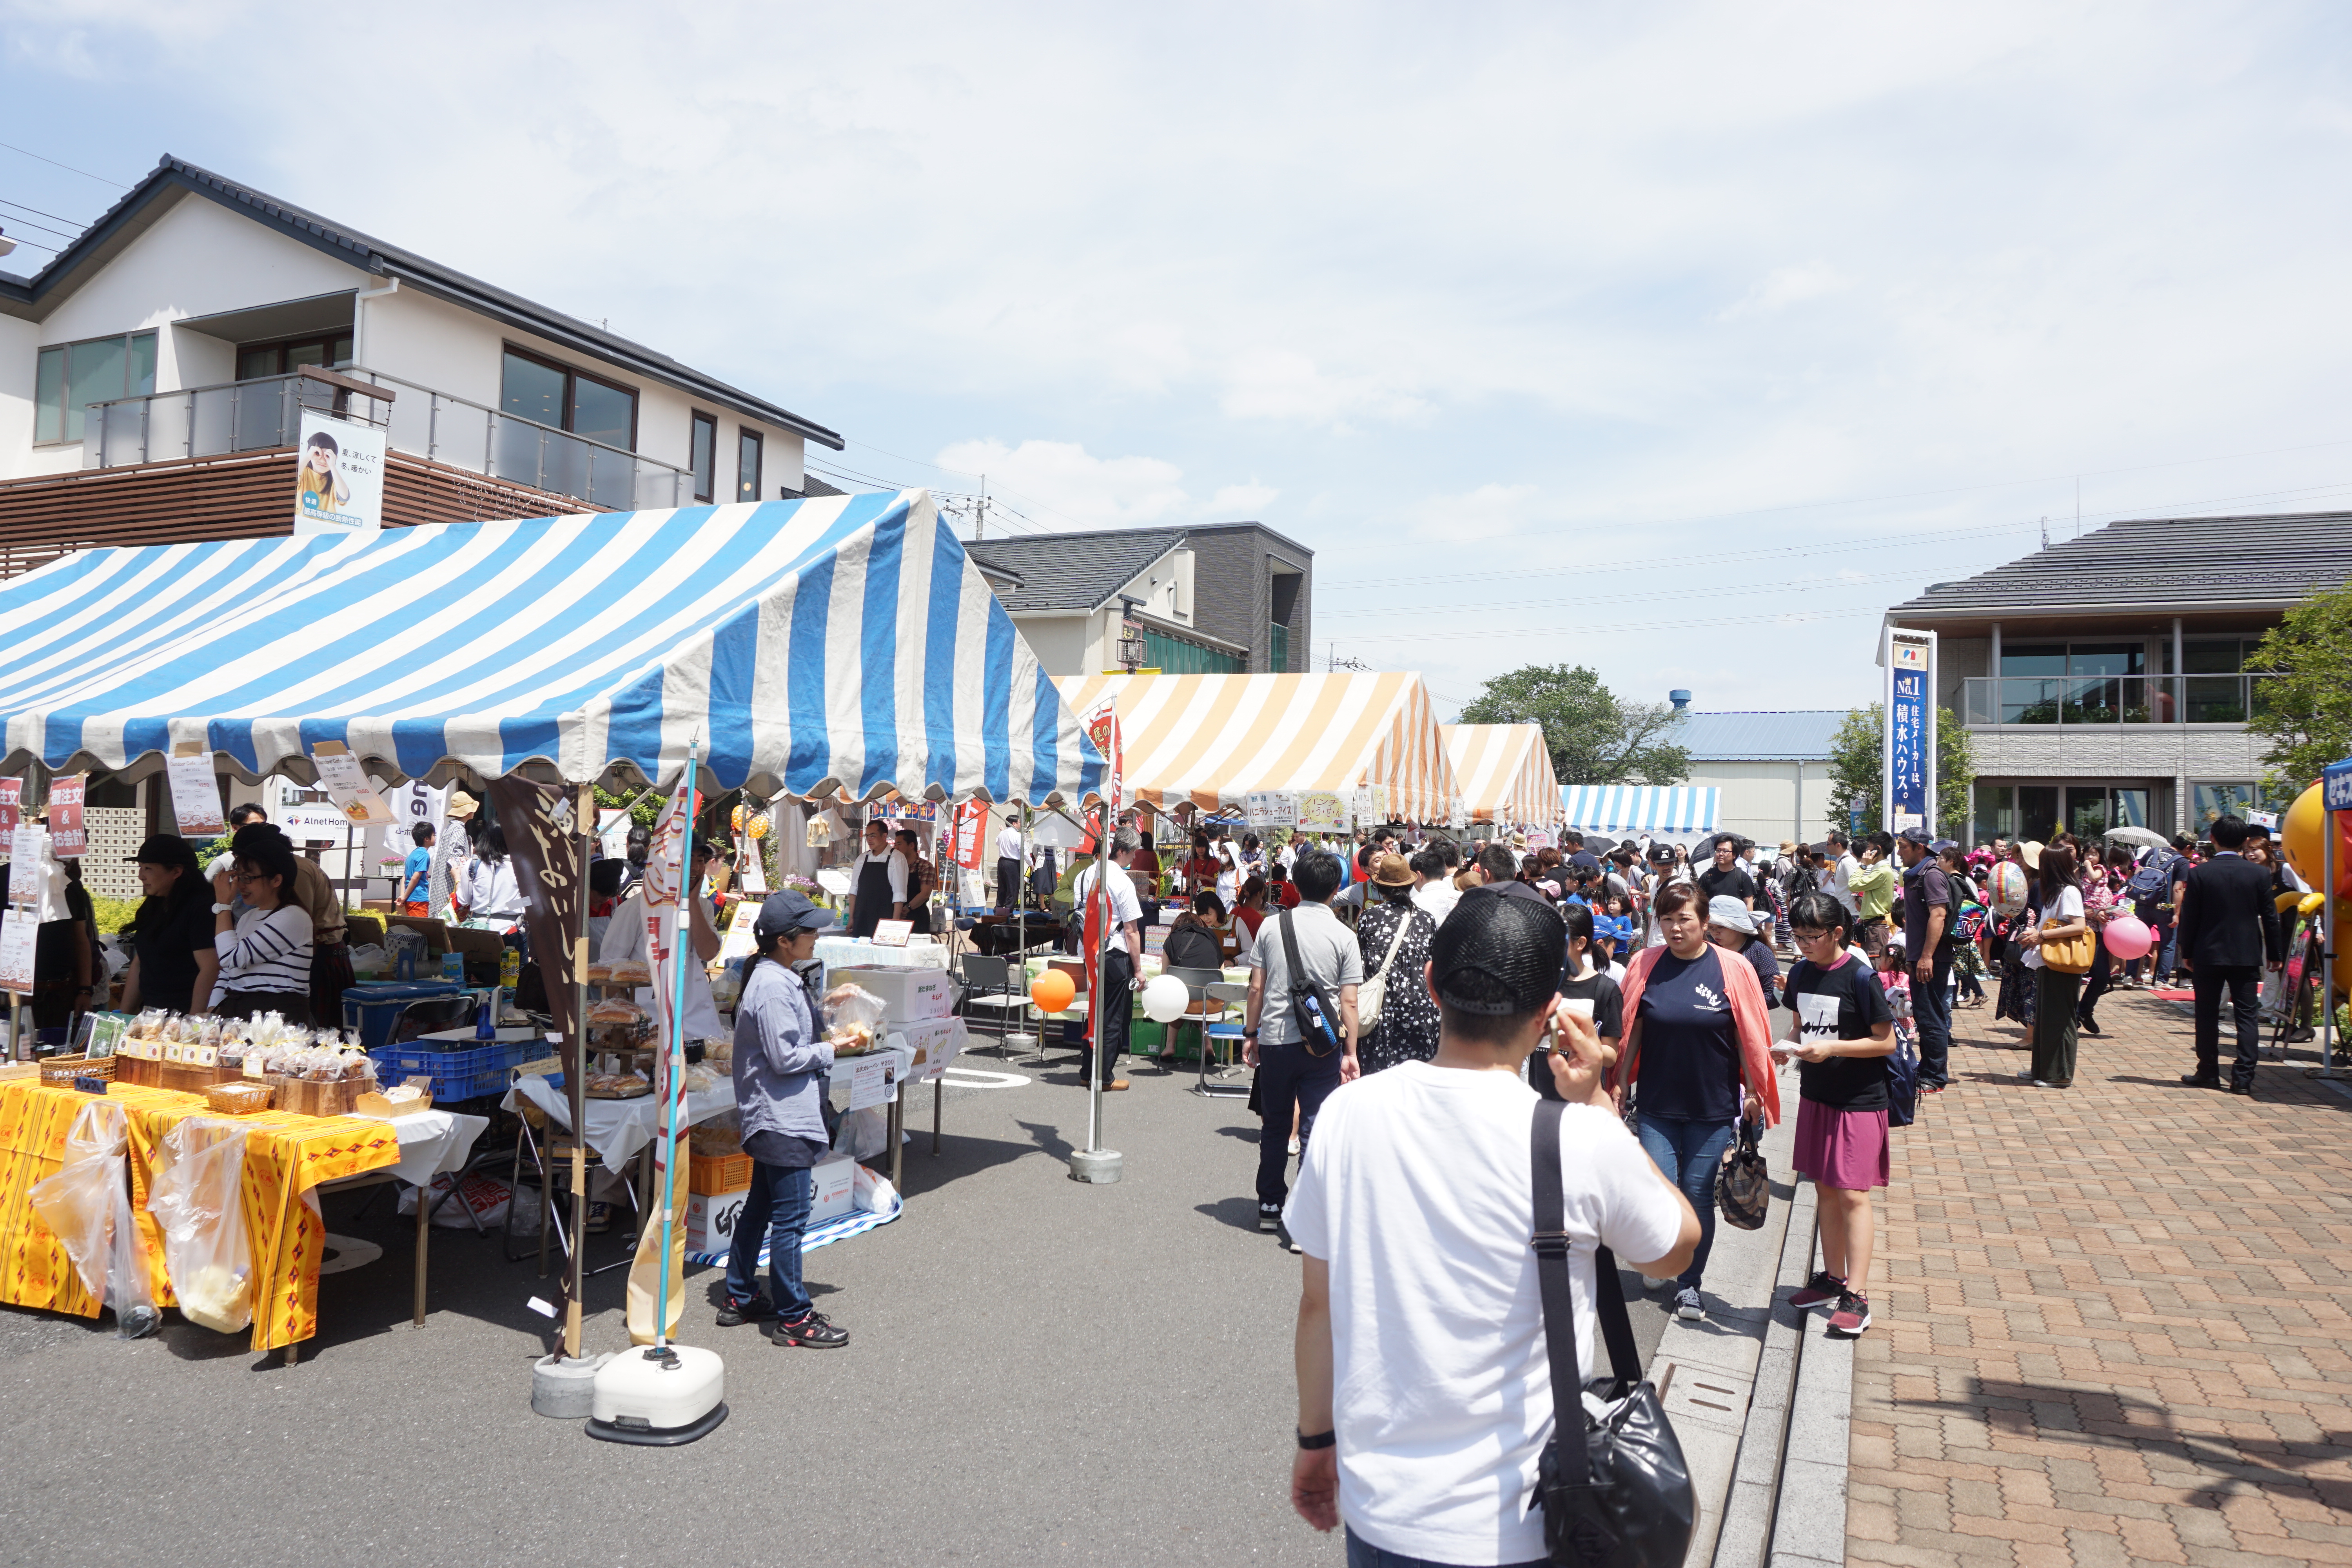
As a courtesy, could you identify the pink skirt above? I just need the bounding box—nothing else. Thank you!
[1793,1098,1889,1191]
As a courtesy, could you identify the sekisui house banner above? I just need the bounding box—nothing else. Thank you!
[293,411,386,536]
[1884,627,1936,836]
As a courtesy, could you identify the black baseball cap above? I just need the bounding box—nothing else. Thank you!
[753,891,836,938]
[1897,826,1934,845]
[1429,884,1566,1016]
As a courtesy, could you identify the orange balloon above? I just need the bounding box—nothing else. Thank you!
[2281,783,2352,898]
[1030,970,1076,1014]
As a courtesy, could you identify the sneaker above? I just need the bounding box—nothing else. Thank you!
[1827,1290,1872,1335]
[1105,1078,1130,1092]
[715,1295,776,1328]
[1790,1271,1846,1310]
[1644,1272,1678,1295]
[1674,1287,1704,1321]
[1275,1224,1303,1255]
[1258,1203,1282,1232]
[774,1310,849,1348]
[2032,1079,2061,1089]
[585,1201,613,1234]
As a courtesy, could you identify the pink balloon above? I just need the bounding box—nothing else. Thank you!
[2102,915,2153,961]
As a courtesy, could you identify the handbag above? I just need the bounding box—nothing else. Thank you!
[1277,909,1344,1057]
[1714,1115,1768,1230]
[2038,925,2095,975]
[1529,1099,1696,1567]
[1353,906,1417,1033]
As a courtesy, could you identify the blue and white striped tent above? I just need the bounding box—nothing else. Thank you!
[0,489,1103,803]
[1557,785,1720,836]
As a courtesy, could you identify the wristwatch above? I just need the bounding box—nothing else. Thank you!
[212,902,233,914]
[1296,1428,1335,1450]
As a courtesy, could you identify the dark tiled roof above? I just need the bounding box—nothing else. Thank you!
[1892,511,2352,617]
[1673,710,1848,761]
[963,528,1188,613]
[1,156,842,450]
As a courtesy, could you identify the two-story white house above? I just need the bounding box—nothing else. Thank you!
[0,154,842,573]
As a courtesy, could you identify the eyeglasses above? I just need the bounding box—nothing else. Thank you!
[231,870,269,885]
[1790,928,1833,944]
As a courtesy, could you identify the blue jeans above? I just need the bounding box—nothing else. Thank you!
[723,1161,814,1319]
[1345,1526,1546,1568]
[1635,1114,1735,1290]
[1912,948,1953,1087]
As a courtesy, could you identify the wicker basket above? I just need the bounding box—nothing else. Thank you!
[204,1080,275,1115]
[39,1054,114,1085]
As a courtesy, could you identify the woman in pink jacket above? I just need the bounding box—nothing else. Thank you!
[1610,879,1780,1323]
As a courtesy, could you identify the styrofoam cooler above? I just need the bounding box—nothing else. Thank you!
[831,965,953,1025]
[686,1188,750,1256]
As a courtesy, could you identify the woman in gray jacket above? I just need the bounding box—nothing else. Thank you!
[718,891,850,1348]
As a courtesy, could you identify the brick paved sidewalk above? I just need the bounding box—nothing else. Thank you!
[1847,984,2352,1567]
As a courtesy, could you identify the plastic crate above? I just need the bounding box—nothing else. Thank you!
[370,1038,536,1103]
[343,982,466,1054]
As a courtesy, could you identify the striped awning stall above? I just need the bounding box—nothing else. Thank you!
[1441,724,1563,825]
[1558,785,1720,835]
[0,489,1102,804]
[1054,671,1459,822]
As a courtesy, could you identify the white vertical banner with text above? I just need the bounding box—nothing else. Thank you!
[641,774,693,1109]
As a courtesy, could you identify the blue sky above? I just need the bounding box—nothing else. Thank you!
[7,3,2351,722]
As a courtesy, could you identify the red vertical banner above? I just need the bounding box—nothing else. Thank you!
[0,780,18,836]
[952,799,987,871]
[47,776,85,859]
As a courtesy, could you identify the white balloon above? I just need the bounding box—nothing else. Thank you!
[1141,973,1191,1024]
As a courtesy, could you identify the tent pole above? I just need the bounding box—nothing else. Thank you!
[656,748,697,1347]
[566,785,591,1361]
[1087,798,1110,1153]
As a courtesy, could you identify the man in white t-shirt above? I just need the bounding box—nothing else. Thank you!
[1069,827,1145,1091]
[995,820,1024,911]
[1822,830,1862,920]
[1283,884,1697,1566]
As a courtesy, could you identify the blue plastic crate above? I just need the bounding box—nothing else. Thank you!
[370,1038,535,1103]
[343,982,466,1054]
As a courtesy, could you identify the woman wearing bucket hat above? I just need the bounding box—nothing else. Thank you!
[1354,854,1439,1073]
[1708,895,1782,1007]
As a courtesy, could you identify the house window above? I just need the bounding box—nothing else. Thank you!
[1140,626,1243,675]
[235,334,354,380]
[690,412,718,503]
[34,331,159,445]
[499,347,638,450]
[737,428,762,503]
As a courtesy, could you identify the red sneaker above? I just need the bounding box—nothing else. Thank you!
[1827,1290,1872,1336]
[1790,1270,1845,1310]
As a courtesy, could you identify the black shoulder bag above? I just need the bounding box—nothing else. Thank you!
[1278,909,1344,1057]
[1530,1098,1695,1568]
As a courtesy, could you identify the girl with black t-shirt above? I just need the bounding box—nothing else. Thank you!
[1544,904,1624,1105]
[1779,891,1896,1336]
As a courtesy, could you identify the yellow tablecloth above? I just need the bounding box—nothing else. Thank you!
[0,1080,401,1352]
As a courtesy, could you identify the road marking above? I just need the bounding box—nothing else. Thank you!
[940,1067,1030,1089]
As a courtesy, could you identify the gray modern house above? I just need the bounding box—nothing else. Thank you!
[1884,510,2351,842]
[964,521,1311,678]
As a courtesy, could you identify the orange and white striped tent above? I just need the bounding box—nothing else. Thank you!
[1441,724,1564,826]
[1055,671,1461,822]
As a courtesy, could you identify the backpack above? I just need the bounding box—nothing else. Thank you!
[1884,990,1920,1129]
[2125,851,2174,901]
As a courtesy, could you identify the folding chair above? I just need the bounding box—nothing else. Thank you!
[957,955,1031,1058]
[1196,980,1252,1098]
[1161,964,1226,1066]
[501,1063,642,1279]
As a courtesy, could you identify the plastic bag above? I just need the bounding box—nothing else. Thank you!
[396,1172,512,1229]
[851,1163,898,1216]
[146,1117,256,1335]
[833,1104,890,1160]
[28,1099,158,1336]
[820,982,887,1054]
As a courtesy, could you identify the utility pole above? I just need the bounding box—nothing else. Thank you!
[976,474,988,541]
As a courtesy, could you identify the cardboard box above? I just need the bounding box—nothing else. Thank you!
[810,1152,858,1225]
[831,965,953,1025]
[686,1187,750,1256]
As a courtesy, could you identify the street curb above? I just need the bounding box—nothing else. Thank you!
[1765,1196,1852,1568]
[1642,1113,1798,1568]
[1712,1176,1818,1568]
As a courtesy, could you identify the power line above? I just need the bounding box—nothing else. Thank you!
[0,140,129,189]
[1317,562,1982,621]
[1365,603,1891,645]
[0,207,79,244]
[0,233,61,258]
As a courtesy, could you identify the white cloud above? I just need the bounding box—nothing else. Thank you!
[1218,350,1430,429]
[1207,482,1279,515]
[1719,264,1855,321]
[932,439,1187,530]
[1408,484,1544,544]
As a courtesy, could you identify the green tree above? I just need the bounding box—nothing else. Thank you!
[2247,575,2352,791]
[1459,664,1690,785]
[1824,702,1975,838]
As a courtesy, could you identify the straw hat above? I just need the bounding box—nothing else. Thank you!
[2018,840,2044,869]
[1509,831,1527,849]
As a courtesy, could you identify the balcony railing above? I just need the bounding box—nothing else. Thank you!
[85,365,693,512]
[1960,673,2275,727]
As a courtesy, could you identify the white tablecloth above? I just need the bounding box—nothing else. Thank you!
[501,1073,739,1171]
[352,1109,493,1186]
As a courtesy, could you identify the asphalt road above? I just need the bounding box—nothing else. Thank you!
[0,1038,1694,1566]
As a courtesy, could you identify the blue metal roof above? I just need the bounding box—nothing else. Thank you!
[1672,710,1846,762]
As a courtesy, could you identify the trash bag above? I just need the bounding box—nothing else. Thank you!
[28,1099,158,1336]
[146,1117,256,1335]
[396,1172,512,1229]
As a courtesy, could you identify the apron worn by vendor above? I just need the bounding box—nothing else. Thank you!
[849,850,901,940]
